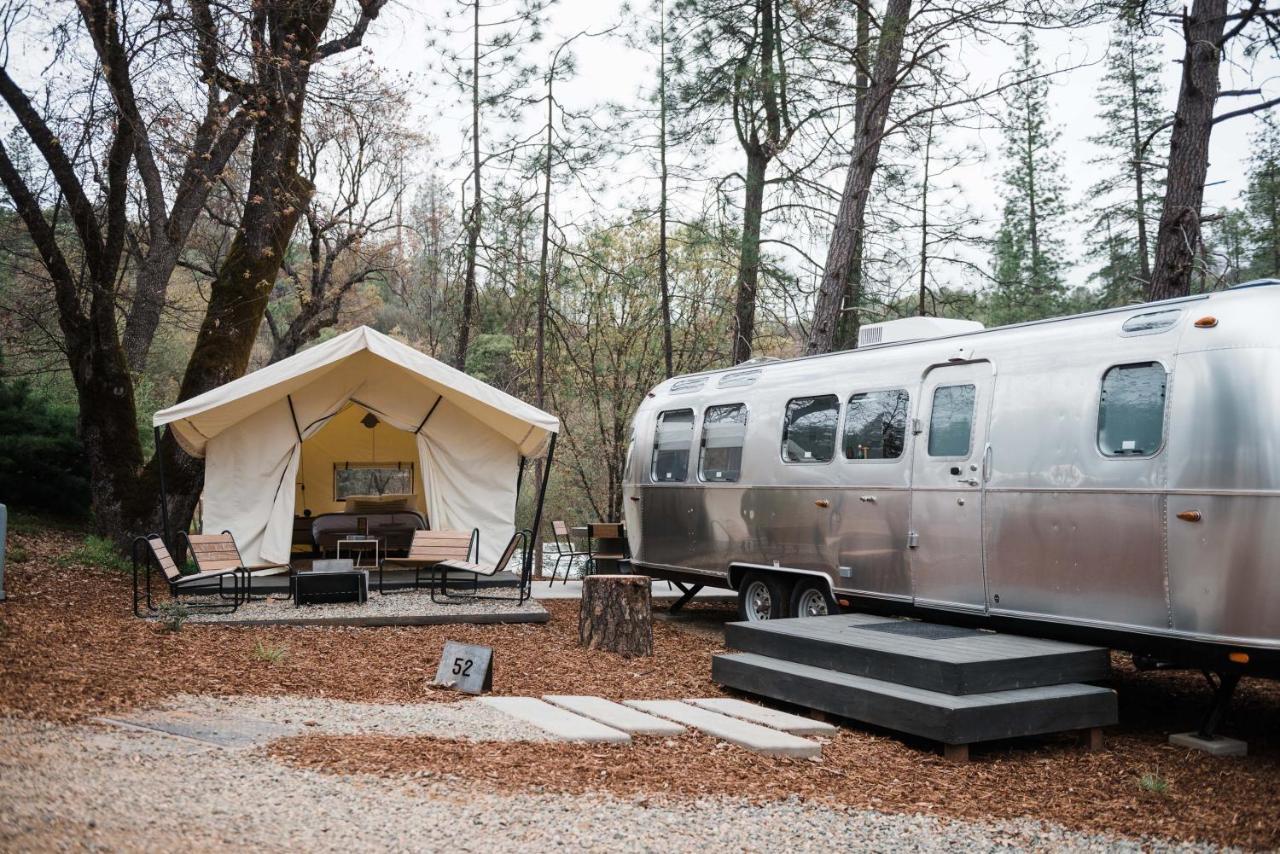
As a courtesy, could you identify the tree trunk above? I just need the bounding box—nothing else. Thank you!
[456,0,482,371]
[1149,0,1228,301]
[831,1,871,350]
[806,0,912,355]
[658,5,673,378]
[1129,49,1152,284]
[732,149,768,364]
[579,574,653,657]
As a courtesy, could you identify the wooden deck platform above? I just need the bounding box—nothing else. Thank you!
[724,613,1110,694]
[713,614,1117,756]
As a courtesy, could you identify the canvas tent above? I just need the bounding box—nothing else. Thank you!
[152,326,559,567]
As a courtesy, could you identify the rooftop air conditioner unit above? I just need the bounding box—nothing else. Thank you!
[857,317,984,348]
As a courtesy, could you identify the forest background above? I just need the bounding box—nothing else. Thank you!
[0,0,1276,542]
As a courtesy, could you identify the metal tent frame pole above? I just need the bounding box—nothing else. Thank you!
[523,434,556,593]
[154,426,173,551]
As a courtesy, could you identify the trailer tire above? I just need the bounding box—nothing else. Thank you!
[789,579,836,618]
[737,571,789,622]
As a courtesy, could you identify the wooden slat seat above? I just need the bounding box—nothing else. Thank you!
[431,530,531,603]
[182,531,287,600]
[378,529,478,593]
[132,533,246,617]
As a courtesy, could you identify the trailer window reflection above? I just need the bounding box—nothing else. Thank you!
[1098,362,1167,457]
[651,409,694,482]
[927,385,976,458]
[843,390,909,460]
[782,395,839,463]
[699,404,747,482]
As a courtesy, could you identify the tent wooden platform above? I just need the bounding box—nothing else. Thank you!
[170,574,547,628]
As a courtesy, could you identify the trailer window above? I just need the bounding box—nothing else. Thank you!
[843,390,909,460]
[927,385,975,458]
[782,395,839,463]
[1098,362,1167,457]
[698,404,747,482]
[651,409,694,482]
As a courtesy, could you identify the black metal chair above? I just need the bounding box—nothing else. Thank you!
[131,534,245,617]
[431,529,533,605]
[547,520,588,585]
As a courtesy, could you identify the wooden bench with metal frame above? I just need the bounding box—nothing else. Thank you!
[131,533,246,617]
[378,529,479,593]
[432,529,533,605]
[181,530,289,602]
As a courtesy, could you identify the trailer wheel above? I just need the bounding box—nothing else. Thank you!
[738,572,788,622]
[790,579,835,618]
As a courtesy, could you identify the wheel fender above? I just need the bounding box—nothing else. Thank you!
[728,563,836,598]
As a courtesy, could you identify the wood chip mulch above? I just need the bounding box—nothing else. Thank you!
[0,525,725,723]
[5,521,1280,849]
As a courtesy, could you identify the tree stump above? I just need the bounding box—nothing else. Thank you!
[578,575,652,657]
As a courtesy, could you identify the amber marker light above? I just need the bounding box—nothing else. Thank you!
[1176,510,1203,522]
[1229,651,1250,664]
[1194,316,1218,328]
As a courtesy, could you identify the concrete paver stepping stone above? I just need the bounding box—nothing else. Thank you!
[686,697,837,736]
[479,697,630,744]
[96,710,297,749]
[543,696,685,736]
[624,700,820,758]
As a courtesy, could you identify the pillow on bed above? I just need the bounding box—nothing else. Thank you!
[344,495,411,514]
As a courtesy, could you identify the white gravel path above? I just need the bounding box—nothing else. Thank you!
[0,715,1224,853]
[169,590,547,624]
[105,693,541,743]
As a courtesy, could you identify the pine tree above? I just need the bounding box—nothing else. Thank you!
[1086,15,1166,306]
[1242,113,1280,278]
[989,28,1070,326]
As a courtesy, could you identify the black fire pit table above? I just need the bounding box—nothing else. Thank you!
[292,558,369,607]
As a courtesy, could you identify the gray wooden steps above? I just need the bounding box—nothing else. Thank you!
[712,652,1117,746]
[724,614,1111,695]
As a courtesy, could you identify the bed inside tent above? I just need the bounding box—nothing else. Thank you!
[292,401,431,558]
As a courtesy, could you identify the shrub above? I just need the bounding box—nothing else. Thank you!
[157,601,189,633]
[57,536,130,574]
[253,641,289,664]
[1138,771,1169,795]
[0,372,90,518]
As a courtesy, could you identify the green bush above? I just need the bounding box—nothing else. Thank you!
[253,641,289,664]
[0,372,90,517]
[157,601,189,632]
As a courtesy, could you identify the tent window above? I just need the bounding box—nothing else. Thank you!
[333,462,415,500]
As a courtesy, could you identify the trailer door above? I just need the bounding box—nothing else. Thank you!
[909,361,994,612]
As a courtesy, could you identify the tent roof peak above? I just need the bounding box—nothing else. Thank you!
[152,326,558,458]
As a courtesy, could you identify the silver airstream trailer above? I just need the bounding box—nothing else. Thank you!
[623,280,1280,674]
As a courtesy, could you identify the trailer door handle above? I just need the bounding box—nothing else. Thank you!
[957,478,980,487]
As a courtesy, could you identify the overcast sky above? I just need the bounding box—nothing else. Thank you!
[364,0,1278,293]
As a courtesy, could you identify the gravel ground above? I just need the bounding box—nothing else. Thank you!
[0,717,1222,853]
[106,693,541,743]
[172,590,547,624]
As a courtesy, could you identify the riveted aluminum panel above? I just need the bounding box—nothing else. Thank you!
[1167,495,1280,645]
[985,491,1169,629]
